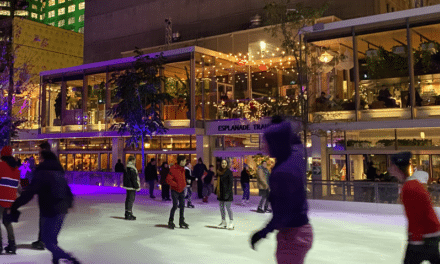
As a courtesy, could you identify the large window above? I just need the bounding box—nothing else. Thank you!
[58,7,65,15]
[79,2,84,10]
[68,16,75,24]
[49,0,55,6]
[329,155,347,181]
[68,4,75,13]
[48,10,55,18]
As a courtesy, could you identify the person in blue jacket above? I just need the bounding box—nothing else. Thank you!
[250,117,313,264]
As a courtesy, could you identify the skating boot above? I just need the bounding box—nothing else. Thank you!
[256,207,265,213]
[32,240,45,250]
[168,221,175,230]
[265,208,273,213]
[179,221,189,229]
[125,211,136,220]
[217,220,227,229]
[4,240,16,254]
[227,220,234,230]
[187,202,195,208]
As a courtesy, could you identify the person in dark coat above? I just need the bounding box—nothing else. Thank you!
[250,120,313,264]
[240,164,251,205]
[159,162,171,201]
[215,159,234,230]
[122,156,140,220]
[145,158,158,199]
[115,159,125,173]
[9,150,80,264]
[366,161,378,181]
[184,162,196,208]
[202,165,215,203]
[193,158,208,199]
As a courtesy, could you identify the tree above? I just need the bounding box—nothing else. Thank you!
[264,0,330,157]
[109,50,172,173]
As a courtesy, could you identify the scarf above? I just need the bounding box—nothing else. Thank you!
[216,168,227,196]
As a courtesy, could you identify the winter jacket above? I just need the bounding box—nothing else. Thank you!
[185,166,196,187]
[11,156,74,218]
[216,169,233,202]
[240,169,250,185]
[159,167,170,185]
[203,171,214,185]
[167,164,186,193]
[145,163,158,181]
[401,178,440,244]
[193,163,207,179]
[256,166,269,190]
[115,162,125,173]
[259,121,309,238]
[0,156,20,208]
[123,163,140,191]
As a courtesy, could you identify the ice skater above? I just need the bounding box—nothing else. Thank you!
[389,152,440,264]
[167,155,189,229]
[216,159,234,230]
[184,161,196,208]
[240,164,251,205]
[250,118,313,264]
[256,160,271,213]
[122,156,141,220]
[202,165,215,203]
[0,146,20,254]
[8,150,80,264]
[193,158,208,199]
[145,158,158,199]
[159,162,171,201]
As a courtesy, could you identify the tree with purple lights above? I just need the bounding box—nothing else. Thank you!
[109,50,172,173]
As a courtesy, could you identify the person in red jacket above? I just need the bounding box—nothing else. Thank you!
[167,155,189,229]
[389,152,440,264]
[0,146,20,254]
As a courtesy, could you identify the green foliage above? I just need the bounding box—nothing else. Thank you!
[109,49,173,148]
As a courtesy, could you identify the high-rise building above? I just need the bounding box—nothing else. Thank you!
[0,0,85,33]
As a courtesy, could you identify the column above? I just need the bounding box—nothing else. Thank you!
[82,73,88,131]
[105,69,111,130]
[112,137,120,171]
[190,52,196,127]
[61,78,67,129]
[196,134,211,166]
[352,28,360,121]
[406,18,416,119]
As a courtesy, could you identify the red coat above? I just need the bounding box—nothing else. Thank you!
[167,164,186,193]
[401,179,440,243]
[0,160,20,208]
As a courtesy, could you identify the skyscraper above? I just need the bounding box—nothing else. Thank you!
[0,0,85,33]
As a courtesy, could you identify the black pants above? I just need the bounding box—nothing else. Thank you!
[197,178,203,198]
[169,190,185,223]
[162,184,170,200]
[404,237,440,264]
[41,214,72,263]
[125,190,136,212]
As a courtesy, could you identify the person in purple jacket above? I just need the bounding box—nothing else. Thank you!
[250,117,313,264]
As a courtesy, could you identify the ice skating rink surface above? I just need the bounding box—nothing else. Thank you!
[0,185,408,264]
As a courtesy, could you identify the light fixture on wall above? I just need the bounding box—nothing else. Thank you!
[318,51,334,63]
[260,41,267,52]
[420,132,425,139]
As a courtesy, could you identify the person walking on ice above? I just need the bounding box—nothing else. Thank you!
[167,155,189,229]
[216,159,234,230]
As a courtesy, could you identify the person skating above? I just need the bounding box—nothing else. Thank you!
[0,146,20,254]
[241,164,251,205]
[8,150,80,264]
[159,162,171,201]
[145,158,158,199]
[185,161,196,208]
[193,158,208,199]
[167,155,189,229]
[250,119,313,264]
[114,159,125,173]
[202,165,215,203]
[389,152,440,264]
[216,159,234,230]
[122,156,141,220]
[256,161,270,213]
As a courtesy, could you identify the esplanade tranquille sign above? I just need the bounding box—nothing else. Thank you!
[207,119,272,135]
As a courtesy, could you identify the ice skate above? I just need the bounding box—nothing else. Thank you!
[168,221,175,229]
[227,220,234,230]
[218,220,227,229]
[4,240,16,254]
[187,202,195,208]
[179,221,189,229]
[256,207,265,213]
[32,240,45,250]
[125,211,136,220]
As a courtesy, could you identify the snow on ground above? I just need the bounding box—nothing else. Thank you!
[0,185,408,264]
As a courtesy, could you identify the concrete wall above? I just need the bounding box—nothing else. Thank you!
[84,0,379,63]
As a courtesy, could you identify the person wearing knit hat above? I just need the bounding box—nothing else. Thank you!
[390,152,440,263]
[0,146,20,254]
[250,119,313,263]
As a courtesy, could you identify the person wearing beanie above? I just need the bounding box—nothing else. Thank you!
[0,146,20,254]
[216,159,234,230]
[389,152,440,263]
[250,120,313,264]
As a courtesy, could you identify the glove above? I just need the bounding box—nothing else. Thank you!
[250,230,265,250]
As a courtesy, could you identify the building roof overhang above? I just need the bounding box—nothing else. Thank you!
[304,4,440,42]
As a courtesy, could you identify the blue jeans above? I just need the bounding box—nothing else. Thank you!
[148,180,155,197]
[241,183,250,200]
[41,214,72,263]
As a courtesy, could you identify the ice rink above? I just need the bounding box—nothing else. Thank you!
[0,185,409,264]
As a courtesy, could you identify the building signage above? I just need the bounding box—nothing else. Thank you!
[207,119,272,135]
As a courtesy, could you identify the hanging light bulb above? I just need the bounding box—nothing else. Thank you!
[318,51,334,63]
